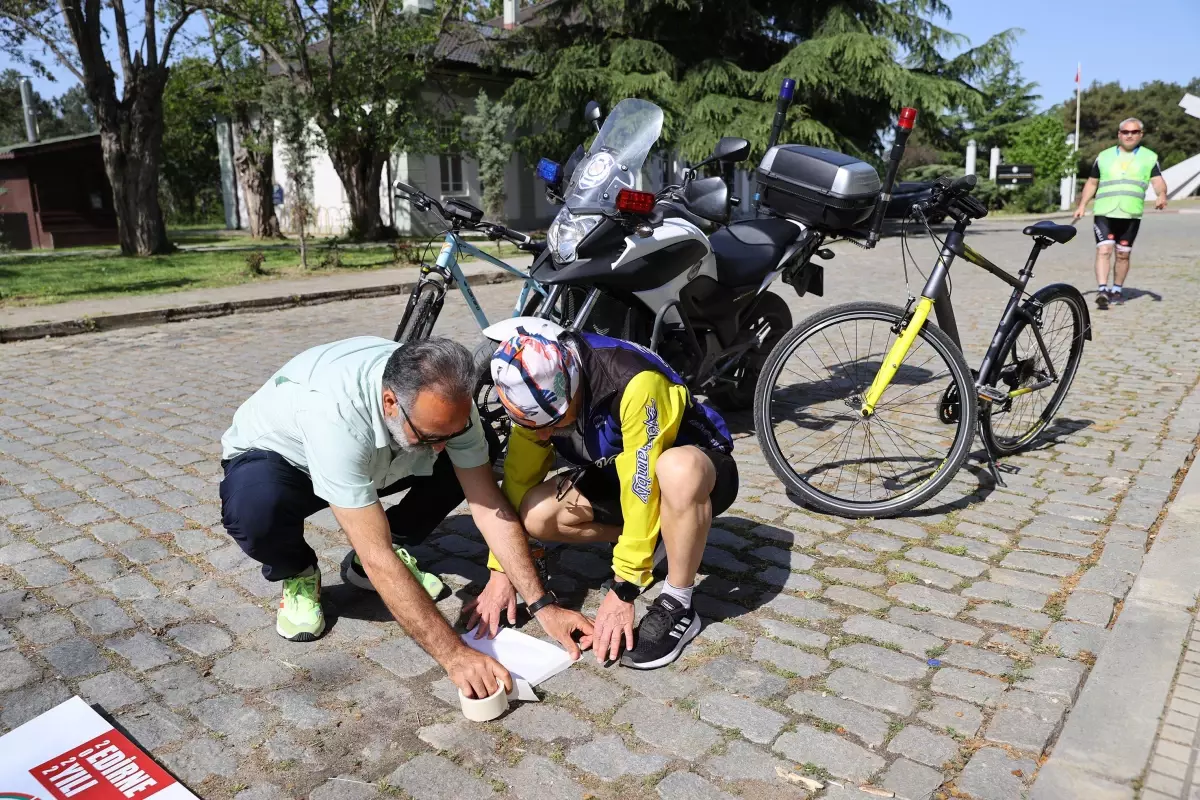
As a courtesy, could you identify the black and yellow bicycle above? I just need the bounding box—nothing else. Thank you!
[753,174,1091,518]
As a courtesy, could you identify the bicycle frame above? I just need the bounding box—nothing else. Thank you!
[419,231,546,330]
[861,219,1058,416]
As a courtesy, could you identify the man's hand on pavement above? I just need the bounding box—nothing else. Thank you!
[534,605,594,660]
[463,570,517,639]
[445,646,512,699]
[592,587,636,664]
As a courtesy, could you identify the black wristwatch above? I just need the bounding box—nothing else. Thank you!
[526,590,559,616]
[608,578,640,603]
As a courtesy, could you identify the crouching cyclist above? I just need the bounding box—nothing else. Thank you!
[465,320,739,670]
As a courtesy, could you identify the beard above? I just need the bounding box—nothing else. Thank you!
[384,414,434,458]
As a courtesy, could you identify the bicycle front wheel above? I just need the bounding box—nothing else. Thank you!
[980,284,1087,456]
[753,301,978,518]
[394,282,443,343]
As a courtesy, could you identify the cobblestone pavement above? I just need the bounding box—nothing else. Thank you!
[1,214,1198,800]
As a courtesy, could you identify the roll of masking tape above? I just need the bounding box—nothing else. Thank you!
[458,684,509,722]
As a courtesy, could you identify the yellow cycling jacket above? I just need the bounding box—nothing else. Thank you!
[486,332,732,586]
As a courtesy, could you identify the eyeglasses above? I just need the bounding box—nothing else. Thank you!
[397,403,473,445]
[1119,129,1143,135]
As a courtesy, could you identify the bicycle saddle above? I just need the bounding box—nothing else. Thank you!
[1022,220,1076,244]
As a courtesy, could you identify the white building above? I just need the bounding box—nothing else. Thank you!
[216,0,563,237]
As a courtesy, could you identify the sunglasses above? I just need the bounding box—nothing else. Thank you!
[398,403,473,445]
[1119,129,1143,135]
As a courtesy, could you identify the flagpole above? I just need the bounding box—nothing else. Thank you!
[1074,63,1081,154]
[1072,63,1082,204]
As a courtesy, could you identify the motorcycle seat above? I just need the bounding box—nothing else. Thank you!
[710,218,804,287]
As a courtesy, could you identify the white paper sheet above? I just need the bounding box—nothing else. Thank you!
[509,679,540,702]
[461,625,573,686]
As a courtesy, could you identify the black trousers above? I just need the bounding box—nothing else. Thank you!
[220,432,499,581]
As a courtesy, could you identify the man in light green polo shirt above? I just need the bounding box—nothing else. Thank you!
[220,336,593,699]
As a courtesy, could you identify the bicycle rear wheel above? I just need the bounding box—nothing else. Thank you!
[394,282,443,343]
[980,284,1087,456]
[753,301,977,518]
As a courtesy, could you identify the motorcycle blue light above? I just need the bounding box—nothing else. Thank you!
[536,158,562,184]
[779,78,795,101]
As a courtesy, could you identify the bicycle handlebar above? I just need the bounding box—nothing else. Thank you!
[916,173,988,222]
[394,180,541,251]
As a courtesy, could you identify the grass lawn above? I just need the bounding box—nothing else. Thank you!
[0,237,520,307]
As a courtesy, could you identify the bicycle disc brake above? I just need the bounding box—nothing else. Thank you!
[938,381,962,424]
[938,368,980,425]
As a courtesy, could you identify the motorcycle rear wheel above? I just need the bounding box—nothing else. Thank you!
[708,292,792,412]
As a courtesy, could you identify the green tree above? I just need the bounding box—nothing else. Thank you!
[1,0,197,255]
[0,71,94,146]
[1061,78,1200,175]
[199,0,458,240]
[462,89,514,221]
[275,85,317,268]
[499,0,1017,166]
[1002,113,1071,212]
[933,57,1040,155]
[161,57,224,225]
[204,13,280,239]
[52,84,94,134]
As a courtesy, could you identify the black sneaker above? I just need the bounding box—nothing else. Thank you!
[1095,290,1109,310]
[620,594,701,670]
[1111,291,1125,306]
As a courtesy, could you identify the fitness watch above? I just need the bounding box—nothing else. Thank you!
[526,590,559,616]
[608,578,640,603]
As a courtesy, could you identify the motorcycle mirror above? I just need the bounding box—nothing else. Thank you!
[584,100,602,132]
[711,137,751,163]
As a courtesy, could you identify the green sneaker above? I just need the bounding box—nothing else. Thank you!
[277,568,325,642]
[345,546,445,599]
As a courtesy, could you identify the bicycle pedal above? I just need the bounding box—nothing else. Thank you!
[976,385,1007,403]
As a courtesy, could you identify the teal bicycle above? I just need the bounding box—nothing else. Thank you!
[392,180,547,344]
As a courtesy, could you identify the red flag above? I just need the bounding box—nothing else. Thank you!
[1075,64,1081,85]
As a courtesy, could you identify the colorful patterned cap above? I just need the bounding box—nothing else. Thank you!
[491,329,580,428]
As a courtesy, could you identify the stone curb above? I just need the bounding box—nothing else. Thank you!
[1031,384,1200,800]
[0,269,522,344]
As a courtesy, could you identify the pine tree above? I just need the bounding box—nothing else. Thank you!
[462,90,515,221]
[498,0,1018,166]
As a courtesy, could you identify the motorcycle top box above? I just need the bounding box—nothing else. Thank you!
[756,145,881,231]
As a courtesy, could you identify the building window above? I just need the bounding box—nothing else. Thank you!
[440,154,463,194]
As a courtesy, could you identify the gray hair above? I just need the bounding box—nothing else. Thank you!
[1119,117,1144,132]
[383,337,477,409]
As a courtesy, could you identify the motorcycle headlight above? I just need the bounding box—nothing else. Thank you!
[547,211,601,265]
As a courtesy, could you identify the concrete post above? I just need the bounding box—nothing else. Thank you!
[989,147,1001,182]
[965,139,977,176]
[1060,176,1074,211]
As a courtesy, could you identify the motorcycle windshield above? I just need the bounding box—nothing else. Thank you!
[562,98,664,212]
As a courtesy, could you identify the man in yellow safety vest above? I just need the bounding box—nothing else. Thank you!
[1072,117,1169,309]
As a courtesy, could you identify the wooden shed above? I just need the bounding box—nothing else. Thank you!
[0,132,118,250]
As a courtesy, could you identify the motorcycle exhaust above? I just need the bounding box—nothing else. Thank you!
[865,106,917,247]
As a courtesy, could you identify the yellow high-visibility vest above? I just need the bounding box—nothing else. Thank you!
[1094,145,1158,219]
